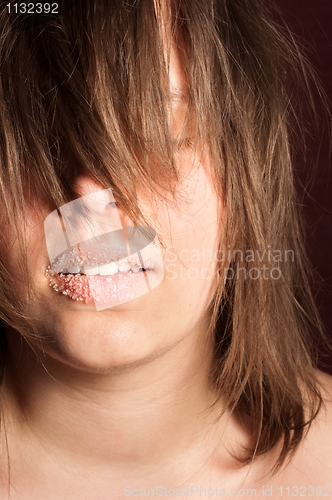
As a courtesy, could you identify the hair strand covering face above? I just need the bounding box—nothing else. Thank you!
[0,0,331,480]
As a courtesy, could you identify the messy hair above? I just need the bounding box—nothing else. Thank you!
[0,0,330,479]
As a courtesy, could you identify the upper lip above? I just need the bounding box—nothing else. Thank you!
[51,245,154,273]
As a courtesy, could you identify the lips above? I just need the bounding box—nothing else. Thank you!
[46,246,155,308]
[46,233,161,309]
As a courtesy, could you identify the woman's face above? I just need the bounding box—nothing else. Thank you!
[2,44,223,373]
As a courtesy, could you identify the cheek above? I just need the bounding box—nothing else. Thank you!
[162,158,223,306]
[179,185,220,276]
[1,204,49,280]
[175,155,222,254]
[27,217,50,272]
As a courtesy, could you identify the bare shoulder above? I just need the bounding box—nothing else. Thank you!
[314,368,332,400]
[311,368,332,430]
[284,368,332,483]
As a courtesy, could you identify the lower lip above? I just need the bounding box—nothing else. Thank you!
[46,268,153,307]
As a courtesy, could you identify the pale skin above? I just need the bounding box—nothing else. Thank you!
[1,27,332,500]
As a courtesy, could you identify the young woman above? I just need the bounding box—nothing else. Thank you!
[0,0,331,497]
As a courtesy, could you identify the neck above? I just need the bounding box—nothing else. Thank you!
[2,326,232,479]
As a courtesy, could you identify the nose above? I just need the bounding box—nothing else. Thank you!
[54,174,127,248]
[73,174,116,215]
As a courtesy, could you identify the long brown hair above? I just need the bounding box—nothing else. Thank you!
[0,0,330,478]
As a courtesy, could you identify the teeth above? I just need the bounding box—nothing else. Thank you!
[83,264,99,276]
[57,259,150,276]
[118,261,131,272]
[67,265,81,274]
[99,262,119,275]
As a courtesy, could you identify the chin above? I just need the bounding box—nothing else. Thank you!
[34,297,166,374]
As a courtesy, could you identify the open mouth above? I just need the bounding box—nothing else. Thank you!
[46,241,157,308]
[44,220,163,309]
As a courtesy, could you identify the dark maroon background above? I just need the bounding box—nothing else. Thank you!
[275,0,332,373]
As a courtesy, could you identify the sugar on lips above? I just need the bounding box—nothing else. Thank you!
[46,246,155,305]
